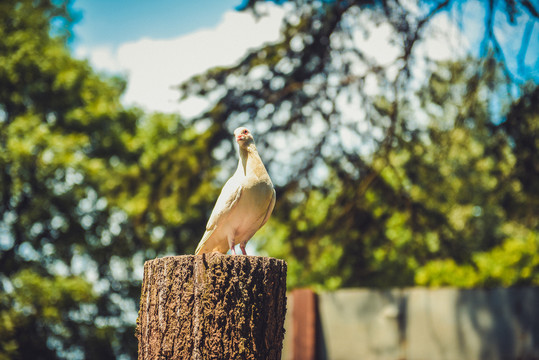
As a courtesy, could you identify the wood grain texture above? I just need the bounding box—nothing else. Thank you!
[136,254,287,360]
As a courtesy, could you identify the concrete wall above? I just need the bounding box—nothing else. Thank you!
[282,287,539,360]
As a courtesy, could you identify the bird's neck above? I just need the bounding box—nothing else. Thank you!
[238,144,267,179]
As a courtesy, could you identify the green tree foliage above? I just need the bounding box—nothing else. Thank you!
[415,83,539,287]
[0,1,222,358]
[260,60,539,290]
[179,0,539,290]
[0,0,140,357]
[416,230,539,287]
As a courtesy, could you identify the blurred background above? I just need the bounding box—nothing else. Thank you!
[0,0,538,359]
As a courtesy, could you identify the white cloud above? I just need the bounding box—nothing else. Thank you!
[76,3,286,114]
[76,2,472,118]
[420,12,470,61]
[75,45,122,72]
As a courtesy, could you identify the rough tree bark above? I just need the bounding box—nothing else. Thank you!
[136,253,287,360]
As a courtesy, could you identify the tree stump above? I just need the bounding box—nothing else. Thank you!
[136,253,287,360]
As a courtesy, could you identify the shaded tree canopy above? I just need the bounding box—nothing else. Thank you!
[1,0,220,358]
[179,0,539,288]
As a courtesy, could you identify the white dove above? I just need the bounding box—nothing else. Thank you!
[195,127,276,255]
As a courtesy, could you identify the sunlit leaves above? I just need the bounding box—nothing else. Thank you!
[416,229,539,287]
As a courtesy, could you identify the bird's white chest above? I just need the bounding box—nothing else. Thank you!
[226,179,273,241]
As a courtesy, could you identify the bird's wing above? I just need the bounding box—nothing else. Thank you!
[195,176,243,254]
[259,187,276,228]
[236,187,275,247]
[206,175,243,231]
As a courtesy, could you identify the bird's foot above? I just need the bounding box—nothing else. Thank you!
[240,243,247,256]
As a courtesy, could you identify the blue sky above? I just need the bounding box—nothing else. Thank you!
[71,0,244,49]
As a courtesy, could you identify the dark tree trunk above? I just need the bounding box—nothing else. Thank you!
[136,253,287,360]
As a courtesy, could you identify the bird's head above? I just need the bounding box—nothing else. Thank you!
[234,127,254,147]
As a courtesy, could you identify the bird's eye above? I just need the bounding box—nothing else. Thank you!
[243,129,248,134]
